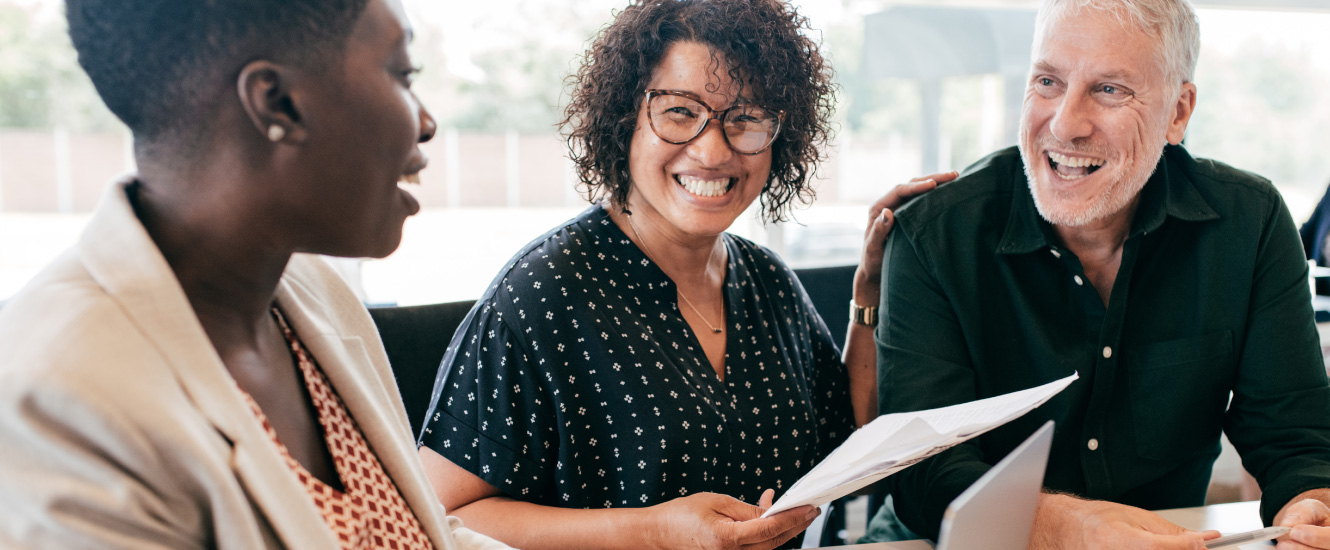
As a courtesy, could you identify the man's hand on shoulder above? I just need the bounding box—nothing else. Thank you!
[1275,490,1330,549]
[1030,493,1218,550]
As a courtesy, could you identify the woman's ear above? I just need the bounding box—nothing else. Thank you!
[236,60,307,145]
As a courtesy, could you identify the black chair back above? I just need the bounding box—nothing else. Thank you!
[792,264,857,349]
[368,300,477,437]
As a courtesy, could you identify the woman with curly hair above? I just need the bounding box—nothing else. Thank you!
[417,1,949,548]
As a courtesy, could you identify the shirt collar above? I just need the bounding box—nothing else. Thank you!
[996,144,1220,255]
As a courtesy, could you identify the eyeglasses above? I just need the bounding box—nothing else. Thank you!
[644,89,784,155]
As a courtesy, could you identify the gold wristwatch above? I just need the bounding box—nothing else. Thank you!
[849,300,878,326]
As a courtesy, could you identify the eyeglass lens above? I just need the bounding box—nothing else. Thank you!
[648,93,778,154]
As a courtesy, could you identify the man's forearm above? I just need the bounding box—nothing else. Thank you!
[1028,493,1211,550]
[1275,489,1330,526]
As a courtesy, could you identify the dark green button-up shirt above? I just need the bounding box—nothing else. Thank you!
[878,144,1330,539]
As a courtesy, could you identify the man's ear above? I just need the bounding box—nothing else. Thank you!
[1165,82,1197,145]
[236,60,307,144]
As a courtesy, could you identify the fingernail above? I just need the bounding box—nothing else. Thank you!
[877,209,889,224]
[805,509,820,520]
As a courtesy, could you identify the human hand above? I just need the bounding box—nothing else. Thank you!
[645,489,818,550]
[853,171,958,308]
[1276,496,1330,549]
[1029,493,1218,550]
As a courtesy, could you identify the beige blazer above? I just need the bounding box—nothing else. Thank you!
[0,181,511,550]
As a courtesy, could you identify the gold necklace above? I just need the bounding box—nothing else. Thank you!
[627,213,723,334]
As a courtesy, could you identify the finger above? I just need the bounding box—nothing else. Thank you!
[891,179,940,204]
[708,493,767,522]
[758,489,774,510]
[860,209,893,266]
[909,170,959,184]
[738,516,818,550]
[867,180,932,228]
[867,209,894,245]
[1289,525,1330,549]
[1138,531,1211,550]
[730,506,818,545]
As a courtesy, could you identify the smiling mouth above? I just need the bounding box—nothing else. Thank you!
[1047,151,1105,181]
[676,174,735,198]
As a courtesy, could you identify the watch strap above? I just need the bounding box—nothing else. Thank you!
[849,300,878,326]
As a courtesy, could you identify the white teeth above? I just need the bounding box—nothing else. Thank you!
[678,175,730,197]
[1048,151,1105,169]
[400,173,421,185]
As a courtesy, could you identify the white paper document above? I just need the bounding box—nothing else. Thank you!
[761,372,1079,517]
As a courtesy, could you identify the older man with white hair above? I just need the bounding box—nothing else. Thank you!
[871,0,1330,547]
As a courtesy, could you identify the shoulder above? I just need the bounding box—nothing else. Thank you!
[0,251,163,384]
[482,205,616,295]
[893,146,1024,238]
[0,260,186,456]
[725,234,808,298]
[727,232,786,268]
[1173,147,1281,204]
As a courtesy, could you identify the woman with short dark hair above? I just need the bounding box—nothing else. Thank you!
[0,1,508,548]
[417,1,947,548]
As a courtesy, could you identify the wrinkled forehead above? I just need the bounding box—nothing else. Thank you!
[1031,5,1168,77]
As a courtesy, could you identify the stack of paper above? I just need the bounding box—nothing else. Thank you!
[762,373,1078,517]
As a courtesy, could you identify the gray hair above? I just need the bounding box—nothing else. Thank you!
[1035,0,1201,88]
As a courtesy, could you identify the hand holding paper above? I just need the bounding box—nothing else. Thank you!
[761,373,1078,517]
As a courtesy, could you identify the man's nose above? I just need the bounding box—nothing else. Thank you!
[1049,90,1094,143]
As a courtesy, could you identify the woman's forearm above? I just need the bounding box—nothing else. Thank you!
[843,321,879,427]
[451,496,657,550]
[842,274,881,427]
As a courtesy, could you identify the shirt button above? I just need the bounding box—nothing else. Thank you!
[1074,275,1084,286]
[1102,346,1113,359]
[1087,438,1100,451]
[1050,249,1062,258]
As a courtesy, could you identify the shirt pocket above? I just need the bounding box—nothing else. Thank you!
[1126,330,1234,462]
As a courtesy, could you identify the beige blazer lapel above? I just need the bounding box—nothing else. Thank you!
[77,181,338,550]
[275,260,456,549]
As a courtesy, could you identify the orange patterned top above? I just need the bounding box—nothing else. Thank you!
[238,307,434,550]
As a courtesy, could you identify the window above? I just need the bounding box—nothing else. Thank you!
[3,0,1328,306]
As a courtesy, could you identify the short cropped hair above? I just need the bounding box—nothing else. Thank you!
[66,0,370,146]
[1035,0,1201,88]
[561,0,835,223]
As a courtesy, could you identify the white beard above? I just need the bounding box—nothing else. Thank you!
[1018,135,1167,228]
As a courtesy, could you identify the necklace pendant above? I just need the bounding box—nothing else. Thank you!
[712,328,722,334]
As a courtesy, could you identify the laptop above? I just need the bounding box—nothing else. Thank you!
[935,420,1055,550]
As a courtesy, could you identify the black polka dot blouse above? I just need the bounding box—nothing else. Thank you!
[419,203,852,511]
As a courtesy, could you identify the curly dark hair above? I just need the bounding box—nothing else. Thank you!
[561,0,835,223]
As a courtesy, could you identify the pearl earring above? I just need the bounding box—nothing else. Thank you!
[267,125,286,142]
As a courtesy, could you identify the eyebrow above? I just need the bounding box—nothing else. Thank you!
[1031,60,1061,76]
[1031,60,1139,83]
